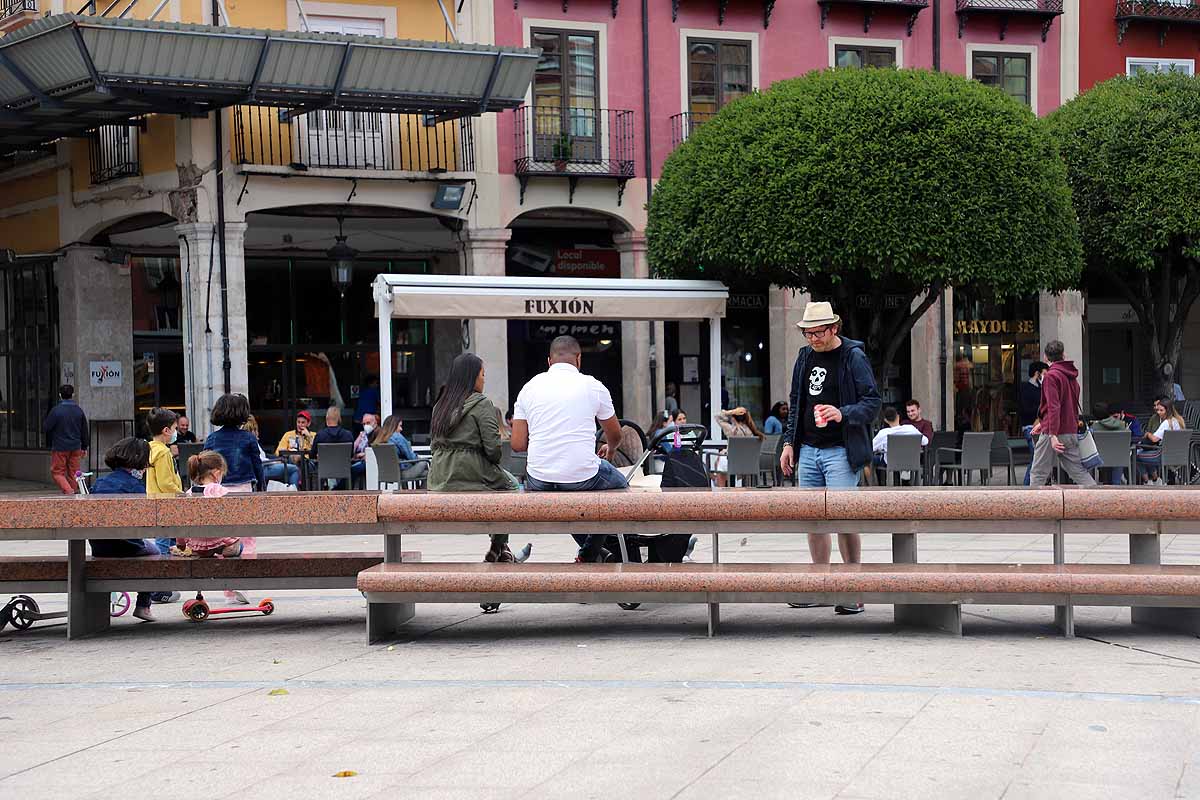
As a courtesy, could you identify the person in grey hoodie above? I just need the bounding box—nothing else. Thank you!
[1028,340,1095,487]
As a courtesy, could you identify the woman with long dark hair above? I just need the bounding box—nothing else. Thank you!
[428,353,529,573]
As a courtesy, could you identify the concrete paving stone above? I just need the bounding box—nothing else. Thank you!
[383,708,538,742]
[310,738,475,774]
[406,748,582,789]
[232,771,400,800]
[674,777,849,800]
[1001,778,1179,800]
[78,758,259,800]
[798,689,934,717]
[908,694,1060,733]
[364,786,526,800]
[837,755,1017,800]
[1018,743,1187,791]
[527,769,692,800]
[875,728,1041,767]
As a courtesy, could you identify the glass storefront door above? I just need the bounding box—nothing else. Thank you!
[953,292,1039,435]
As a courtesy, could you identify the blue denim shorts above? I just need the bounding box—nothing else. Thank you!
[798,445,861,489]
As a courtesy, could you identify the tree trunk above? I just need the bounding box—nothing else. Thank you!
[1114,249,1200,403]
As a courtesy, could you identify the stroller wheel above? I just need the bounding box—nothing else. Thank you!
[618,603,642,611]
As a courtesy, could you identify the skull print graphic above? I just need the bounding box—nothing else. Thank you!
[808,366,828,396]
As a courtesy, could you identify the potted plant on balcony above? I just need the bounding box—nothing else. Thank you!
[552,133,572,172]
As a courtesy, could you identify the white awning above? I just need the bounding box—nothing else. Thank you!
[372,274,729,321]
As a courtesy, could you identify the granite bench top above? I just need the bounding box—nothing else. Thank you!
[357,562,1200,597]
[2,487,1200,531]
[0,552,419,582]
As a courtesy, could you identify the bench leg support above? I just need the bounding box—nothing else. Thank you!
[367,598,415,645]
[1124,532,1197,634]
[1055,603,1075,638]
[707,602,720,637]
[894,603,962,636]
[67,540,109,640]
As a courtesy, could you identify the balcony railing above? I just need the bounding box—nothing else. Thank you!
[669,111,716,151]
[817,0,930,36]
[233,107,475,174]
[513,106,636,204]
[88,124,140,185]
[955,0,1063,40]
[2,0,37,17]
[1116,1,1200,44]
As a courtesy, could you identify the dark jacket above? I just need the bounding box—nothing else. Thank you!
[782,337,881,471]
[1017,380,1041,428]
[311,425,353,460]
[205,426,265,489]
[90,469,152,553]
[428,393,517,492]
[43,400,89,452]
[1038,361,1081,436]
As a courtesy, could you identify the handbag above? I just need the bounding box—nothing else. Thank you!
[1078,429,1103,470]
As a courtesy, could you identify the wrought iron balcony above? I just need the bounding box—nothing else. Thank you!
[513,106,636,205]
[233,107,474,175]
[88,124,141,185]
[669,111,716,152]
[2,0,37,17]
[817,0,930,37]
[955,0,1064,41]
[1116,1,1200,45]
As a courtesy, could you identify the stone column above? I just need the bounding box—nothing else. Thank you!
[616,232,652,425]
[1040,290,1086,395]
[175,221,249,437]
[463,228,512,414]
[768,286,809,409]
[55,247,135,447]
[909,288,954,431]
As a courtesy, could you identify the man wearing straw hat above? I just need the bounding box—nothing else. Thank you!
[780,302,881,615]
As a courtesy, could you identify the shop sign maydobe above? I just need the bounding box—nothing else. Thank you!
[954,319,1035,335]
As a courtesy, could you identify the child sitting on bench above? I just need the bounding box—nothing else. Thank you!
[178,451,253,605]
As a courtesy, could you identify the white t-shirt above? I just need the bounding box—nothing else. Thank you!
[1155,418,1183,439]
[513,362,616,483]
[871,424,929,461]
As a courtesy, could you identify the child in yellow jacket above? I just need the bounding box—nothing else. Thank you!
[146,408,184,587]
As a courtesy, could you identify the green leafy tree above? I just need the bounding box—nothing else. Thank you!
[1047,72,1200,400]
[648,68,1082,383]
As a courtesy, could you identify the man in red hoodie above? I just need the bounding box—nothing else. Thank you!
[1028,340,1096,487]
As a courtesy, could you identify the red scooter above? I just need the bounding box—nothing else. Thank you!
[183,591,275,621]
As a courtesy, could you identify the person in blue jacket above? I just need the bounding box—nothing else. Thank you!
[204,394,264,492]
[780,302,881,616]
[88,437,159,622]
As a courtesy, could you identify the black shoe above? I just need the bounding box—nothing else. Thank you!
[575,547,612,563]
[480,603,501,613]
[835,603,865,615]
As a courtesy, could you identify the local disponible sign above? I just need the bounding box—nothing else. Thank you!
[89,361,123,387]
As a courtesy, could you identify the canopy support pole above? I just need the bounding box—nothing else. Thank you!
[376,284,394,421]
[710,315,722,442]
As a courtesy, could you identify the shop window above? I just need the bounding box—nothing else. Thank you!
[953,292,1038,436]
[0,260,59,450]
[1127,58,1194,76]
[971,52,1031,107]
[834,44,897,69]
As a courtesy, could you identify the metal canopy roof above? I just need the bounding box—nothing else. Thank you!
[0,13,540,151]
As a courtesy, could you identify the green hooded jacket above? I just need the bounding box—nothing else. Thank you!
[428,392,517,492]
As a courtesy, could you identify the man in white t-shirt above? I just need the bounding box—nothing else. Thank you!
[871,406,929,469]
[511,335,627,562]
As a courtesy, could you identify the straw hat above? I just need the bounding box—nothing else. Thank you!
[796,301,841,330]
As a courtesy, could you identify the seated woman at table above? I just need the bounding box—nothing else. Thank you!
[1137,396,1185,485]
[428,352,529,569]
[245,415,299,488]
[712,407,763,487]
[372,414,430,485]
[88,437,158,622]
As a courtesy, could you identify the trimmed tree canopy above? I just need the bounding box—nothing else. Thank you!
[1046,73,1200,397]
[647,68,1082,372]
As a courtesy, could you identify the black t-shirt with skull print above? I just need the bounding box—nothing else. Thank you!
[801,346,844,449]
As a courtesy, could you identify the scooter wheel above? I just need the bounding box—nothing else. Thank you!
[110,592,131,618]
[8,596,39,630]
[260,600,274,616]
[618,603,642,611]
[183,600,210,621]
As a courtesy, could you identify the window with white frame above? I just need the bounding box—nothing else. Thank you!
[1127,58,1195,76]
[834,44,897,69]
[971,51,1031,107]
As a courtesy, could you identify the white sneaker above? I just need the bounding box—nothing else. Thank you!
[133,606,155,622]
[224,591,250,606]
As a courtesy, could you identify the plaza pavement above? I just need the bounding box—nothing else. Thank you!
[1,502,1198,799]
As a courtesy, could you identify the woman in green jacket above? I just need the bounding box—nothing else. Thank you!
[429,353,530,569]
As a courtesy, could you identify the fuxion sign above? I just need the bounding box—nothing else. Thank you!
[524,298,596,315]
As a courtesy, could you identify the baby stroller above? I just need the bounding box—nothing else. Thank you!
[595,422,710,609]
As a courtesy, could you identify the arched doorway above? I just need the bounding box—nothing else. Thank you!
[505,207,631,414]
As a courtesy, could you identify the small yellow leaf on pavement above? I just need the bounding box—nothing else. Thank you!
[333,771,358,778]
[268,688,289,696]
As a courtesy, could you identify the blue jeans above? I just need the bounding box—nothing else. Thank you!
[1022,425,1035,486]
[525,460,629,556]
[263,461,300,487]
[798,445,861,489]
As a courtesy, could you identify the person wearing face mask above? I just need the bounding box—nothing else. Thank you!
[89,437,159,622]
[1018,361,1049,485]
[354,413,377,469]
[146,407,183,497]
